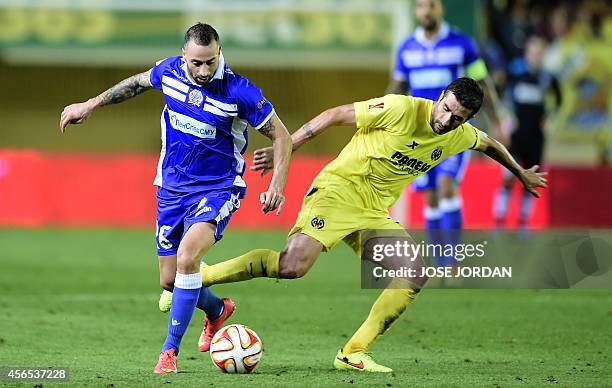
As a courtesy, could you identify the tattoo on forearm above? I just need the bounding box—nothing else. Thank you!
[258,118,275,138]
[100,72,151,106]
[302,122,315,139]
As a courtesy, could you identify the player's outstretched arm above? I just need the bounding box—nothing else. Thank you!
[474,130,548,198]
[290,103,356,152]
[256,113,292,215]
[251,103,355,175]
[60,69,153,132]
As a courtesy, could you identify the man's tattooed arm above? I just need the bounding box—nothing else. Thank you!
[290,103,356,152]
[60,69,154,132]
[93,70,153,107]
[256,113,292,207]
[257,116,275,139]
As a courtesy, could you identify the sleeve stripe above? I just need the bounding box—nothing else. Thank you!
[469,127,479,149]
[466,59,488,81]
[254,109,275,130]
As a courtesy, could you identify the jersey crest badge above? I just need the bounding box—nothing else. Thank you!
[431,146,443,161]
[188,89,204,107]
[310,216,325,230]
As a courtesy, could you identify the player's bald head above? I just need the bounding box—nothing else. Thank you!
[184,23,219,48]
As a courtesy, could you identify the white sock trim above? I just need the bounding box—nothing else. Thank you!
[439,196,462,213]
[175,272,202,289]
[423,206,442,220]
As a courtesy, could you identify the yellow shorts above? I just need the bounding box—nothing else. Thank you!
[288,185,407,255]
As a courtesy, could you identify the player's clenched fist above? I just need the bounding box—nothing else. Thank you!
[60,100,95,133]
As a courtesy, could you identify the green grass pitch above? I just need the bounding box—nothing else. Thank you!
[0,229,610,387]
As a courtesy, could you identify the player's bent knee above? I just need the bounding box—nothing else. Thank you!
[424,190,438,207]
[176,247,201,272]
[439,178,456,198]
[159,270,175,291]
[160,278,174,291]
[278,249,309,279]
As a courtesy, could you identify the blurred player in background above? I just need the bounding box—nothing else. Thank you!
[493,36,562,228]
[387,0,505,267]
[60,23,292,374]
[199,78,546,372]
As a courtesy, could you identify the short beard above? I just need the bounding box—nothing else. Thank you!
[423,20,439,32]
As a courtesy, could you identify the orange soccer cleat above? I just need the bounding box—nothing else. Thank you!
[198,298,236,352]
[153,349,178,374]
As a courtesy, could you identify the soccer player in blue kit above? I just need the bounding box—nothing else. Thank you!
[60,23,292,374]
[387,0,504,267]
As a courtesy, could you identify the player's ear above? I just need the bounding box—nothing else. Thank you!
[181,47,185,58]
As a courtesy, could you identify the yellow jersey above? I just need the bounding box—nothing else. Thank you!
[312,94,481,210]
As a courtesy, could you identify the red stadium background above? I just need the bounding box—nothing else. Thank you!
[1,149,610,229]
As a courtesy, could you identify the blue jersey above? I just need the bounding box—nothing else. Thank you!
[149,54,274,193]
[393,22,484,101]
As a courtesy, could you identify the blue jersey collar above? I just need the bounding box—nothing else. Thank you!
[414,21,450,48]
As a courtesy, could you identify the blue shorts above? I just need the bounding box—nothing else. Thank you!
[155,186,245,256]
[412,151,470,191]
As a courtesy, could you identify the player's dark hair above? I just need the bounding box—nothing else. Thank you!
[184,23,219,47]
[444,77,483,114]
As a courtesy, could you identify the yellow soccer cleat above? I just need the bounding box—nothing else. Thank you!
[333,349,393,373]
[158,290,173,313]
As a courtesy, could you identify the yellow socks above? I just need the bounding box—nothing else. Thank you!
[343,278,419,354]
[201,249,280,286]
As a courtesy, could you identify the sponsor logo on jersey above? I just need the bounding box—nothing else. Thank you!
[431,146,443,161]
[391,151,432,176]
[167,109,216,139]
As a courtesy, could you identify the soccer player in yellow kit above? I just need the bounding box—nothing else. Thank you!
[198,77,547,372]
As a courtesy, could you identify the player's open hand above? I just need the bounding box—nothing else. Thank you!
[60,101,95,133]
[251,147,274,176]
[520,165,548,198]
[260,187,285,216]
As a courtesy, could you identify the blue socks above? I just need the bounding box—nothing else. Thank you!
[424,197,463,267]
[440,197,463,230]
[519,191,534,227]
[162,272,202,354]
[424,206,443,266]
[197,286,224,320]
[439,197,463,267]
